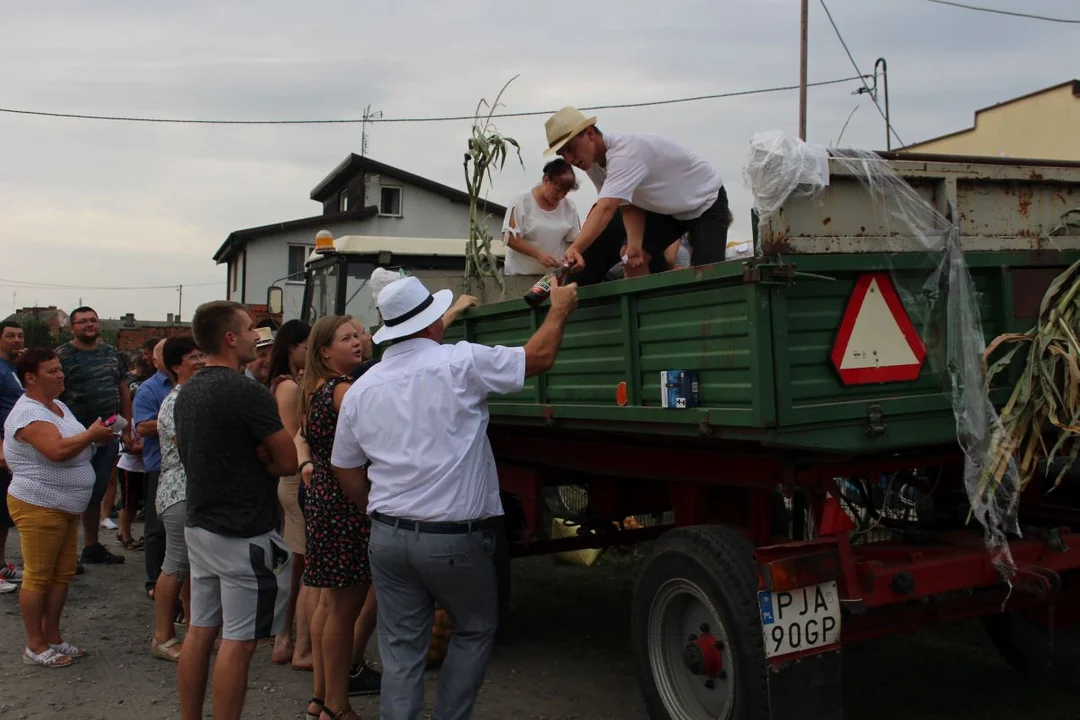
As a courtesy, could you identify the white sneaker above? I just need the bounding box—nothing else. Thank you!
[100,518,119,531]
[0,578,17,594]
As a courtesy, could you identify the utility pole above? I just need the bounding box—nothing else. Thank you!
[177,284,183,324]
[799,0,809,140]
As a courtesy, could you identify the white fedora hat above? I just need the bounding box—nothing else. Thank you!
[372,276,454,345]
[543,106,597,157]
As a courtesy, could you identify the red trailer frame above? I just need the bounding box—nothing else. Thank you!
[489,426,1080,719]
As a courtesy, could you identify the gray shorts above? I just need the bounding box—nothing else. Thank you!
[184,525,291,641]
[160,502,189,580]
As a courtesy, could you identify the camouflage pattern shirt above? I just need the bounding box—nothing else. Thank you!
[55,342,123,428]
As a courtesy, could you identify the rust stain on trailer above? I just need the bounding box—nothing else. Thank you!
[762,232,797,254]
[1018,187,1033,217]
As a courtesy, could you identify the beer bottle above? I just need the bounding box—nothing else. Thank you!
[523,262,573,308]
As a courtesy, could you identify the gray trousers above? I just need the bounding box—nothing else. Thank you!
[368,517,499,720]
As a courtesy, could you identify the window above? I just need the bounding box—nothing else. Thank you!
[308,263,340,324]
[231,260,239,293]
[379,186,402,217]
[288,245,312,280]
[338,189,348,212]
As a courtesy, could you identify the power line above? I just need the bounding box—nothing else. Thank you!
[0,76,870,126]
[0,278,223,291]
[818,0,906,148]
[921,0,1080,24]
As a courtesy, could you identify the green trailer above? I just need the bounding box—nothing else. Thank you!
[448,250,1059,454]
[440,153,1080,720]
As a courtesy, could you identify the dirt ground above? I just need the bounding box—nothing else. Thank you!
[0,526,1076,720]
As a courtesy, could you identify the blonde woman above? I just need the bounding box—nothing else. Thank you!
[298,316,377,720]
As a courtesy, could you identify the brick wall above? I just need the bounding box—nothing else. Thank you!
[116,326,193,352]
[115,304,280,352]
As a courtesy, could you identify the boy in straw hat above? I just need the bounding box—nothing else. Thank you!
[543,106,729,284]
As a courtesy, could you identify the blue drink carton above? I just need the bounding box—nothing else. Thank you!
[660,370,700,409]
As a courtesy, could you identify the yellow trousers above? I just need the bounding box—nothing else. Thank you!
[6,495,79,593]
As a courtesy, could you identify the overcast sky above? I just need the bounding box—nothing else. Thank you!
[0,0,1075,320]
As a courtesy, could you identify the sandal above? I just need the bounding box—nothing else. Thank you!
[320,709,359,720]
[150,637,183,662]
[49,641,86,658]
[22,647,73,668]
[124,537,146,551]
[304,697,325,720]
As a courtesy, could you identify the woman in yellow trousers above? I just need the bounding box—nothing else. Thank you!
[3,348,114,668]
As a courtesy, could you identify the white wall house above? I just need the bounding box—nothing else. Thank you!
[213,155,506,318]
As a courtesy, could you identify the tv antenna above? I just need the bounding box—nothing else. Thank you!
[361,104,382,157]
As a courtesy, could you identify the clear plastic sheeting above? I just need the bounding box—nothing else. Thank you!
[743,133,1021,576]
[742,130,831,226]
[368,267,405,311]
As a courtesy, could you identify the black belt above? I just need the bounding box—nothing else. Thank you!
[371,511,500,535]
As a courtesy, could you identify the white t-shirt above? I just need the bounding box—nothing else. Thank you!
[332,338,526,522]
[586,131,723,221]
[501,190,581,276]
[3,395,96,514]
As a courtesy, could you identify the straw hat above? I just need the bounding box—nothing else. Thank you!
[543,107,597,157]
[254,327,275,349]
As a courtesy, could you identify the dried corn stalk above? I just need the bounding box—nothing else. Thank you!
[462,76,524,299]
[980,251,1080,501]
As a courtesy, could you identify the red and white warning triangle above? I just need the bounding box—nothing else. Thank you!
[830,273,926,386]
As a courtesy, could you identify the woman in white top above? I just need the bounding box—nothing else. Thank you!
[3,348,114,668]
[502,158,582,275]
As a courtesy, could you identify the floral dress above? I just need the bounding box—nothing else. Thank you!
[155,386,186,513]
[301,376,371,588]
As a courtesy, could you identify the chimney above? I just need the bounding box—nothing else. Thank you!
[166,313,174,325]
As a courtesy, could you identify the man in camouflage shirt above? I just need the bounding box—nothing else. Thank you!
[56,306,132,565]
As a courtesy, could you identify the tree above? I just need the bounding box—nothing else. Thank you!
[21,318,55,349]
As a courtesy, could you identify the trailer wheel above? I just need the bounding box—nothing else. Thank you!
[985,611,1080,688]
[632,526,768,720]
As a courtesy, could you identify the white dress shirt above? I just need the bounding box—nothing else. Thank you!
[331,338,526,522]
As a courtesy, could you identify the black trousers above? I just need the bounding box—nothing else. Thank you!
[144,471,166,591]
[576,186,731,287]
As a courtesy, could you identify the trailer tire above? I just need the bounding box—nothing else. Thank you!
[985,612,1080,688]
[632,525,768,720]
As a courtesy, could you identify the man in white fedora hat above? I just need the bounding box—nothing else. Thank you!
[543,106,730,284]
[330,274,577,719]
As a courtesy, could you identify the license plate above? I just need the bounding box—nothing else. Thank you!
[758,581,841,658]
